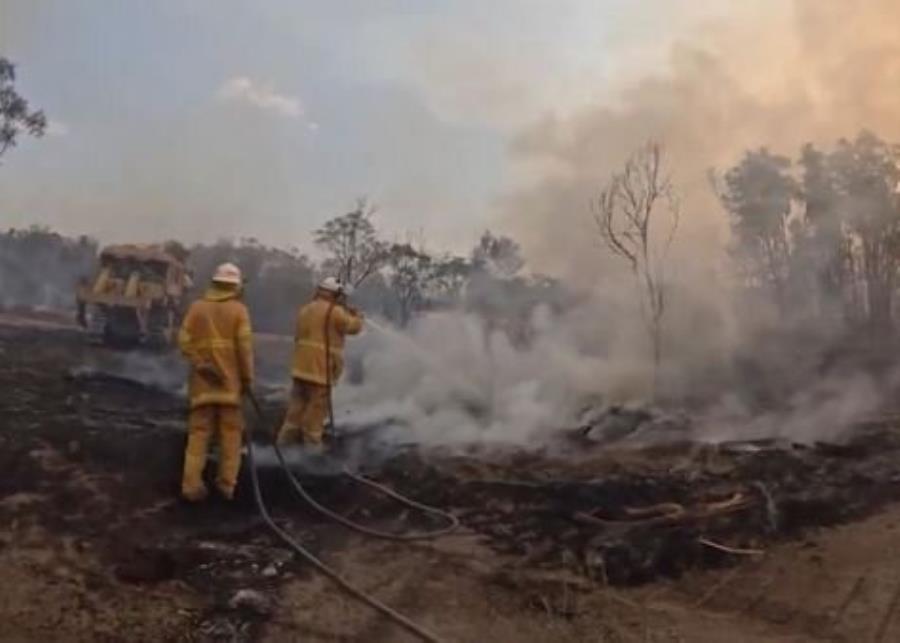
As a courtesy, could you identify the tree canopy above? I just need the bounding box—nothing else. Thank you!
[0,58,46,160]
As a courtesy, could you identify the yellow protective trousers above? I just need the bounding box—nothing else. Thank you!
[277,379,330,446]
[181,405,244,501]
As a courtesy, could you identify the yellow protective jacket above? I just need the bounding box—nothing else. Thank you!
[178,286,254,408]
[291,296,363,386]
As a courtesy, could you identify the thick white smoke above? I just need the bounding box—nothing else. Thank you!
[336,310,602,446]
[332,302,894,448]
[335,283,723,447]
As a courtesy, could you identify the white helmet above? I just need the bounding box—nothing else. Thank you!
[212,262,242,285]
[318,277,352,295]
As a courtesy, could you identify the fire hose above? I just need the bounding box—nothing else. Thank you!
[243,400,445,642]
[316,301,459,539]
[246,390,459,542]
[240,299,457,641]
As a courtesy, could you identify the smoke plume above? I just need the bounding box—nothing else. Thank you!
[504,0,900,281]
[339,0,900,448]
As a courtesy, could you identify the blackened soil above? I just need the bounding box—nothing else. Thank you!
[5,320,900,641]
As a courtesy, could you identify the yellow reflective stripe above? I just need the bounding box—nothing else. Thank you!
[291,368,328,386]
[190,392,241,408]
[295,339,342,354]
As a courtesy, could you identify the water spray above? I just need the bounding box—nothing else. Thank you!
[364,316,493,418]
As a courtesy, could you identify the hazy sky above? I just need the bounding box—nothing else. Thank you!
[0,1,745,253]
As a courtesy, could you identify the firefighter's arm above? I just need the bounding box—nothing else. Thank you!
[179,305,225,385]
[177,305,203,364]
[337,306,364,335]
[236,306,255,388]
[294,309,303,343]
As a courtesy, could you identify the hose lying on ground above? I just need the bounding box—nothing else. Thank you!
[248,392,459,540]
[241,301,453,640]
[243,399,445,643]
[340,466,460,538]
[315,304,459,539]
[269,439,459,541]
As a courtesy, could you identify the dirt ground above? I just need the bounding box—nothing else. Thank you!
[3,316,900,642]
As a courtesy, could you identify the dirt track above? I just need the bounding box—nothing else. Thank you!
[3,317,900,641]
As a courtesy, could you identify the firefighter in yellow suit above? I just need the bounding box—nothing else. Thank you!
[277,277,363,450]
[178,262,254,501]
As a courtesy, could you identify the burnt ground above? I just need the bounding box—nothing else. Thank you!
[5,317,900,641]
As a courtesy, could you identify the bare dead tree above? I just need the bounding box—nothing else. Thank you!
[314,197,388,288]
[592,142,680,395]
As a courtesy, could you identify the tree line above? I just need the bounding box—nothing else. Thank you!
[185,205,567,335]
[0,214,566,337]
[717,131,900,331]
